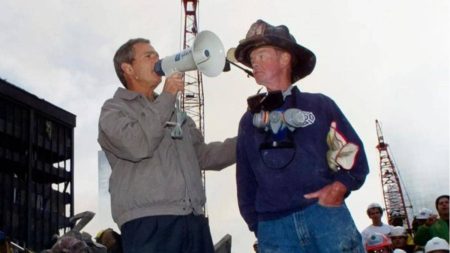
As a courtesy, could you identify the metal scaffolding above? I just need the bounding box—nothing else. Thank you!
[180,0,207,213]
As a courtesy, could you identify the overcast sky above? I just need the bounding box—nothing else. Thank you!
[1,0,449,252]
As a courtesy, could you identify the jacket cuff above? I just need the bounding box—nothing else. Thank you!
[334,170,361,193]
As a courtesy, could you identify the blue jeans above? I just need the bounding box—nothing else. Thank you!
[258,203,365,253]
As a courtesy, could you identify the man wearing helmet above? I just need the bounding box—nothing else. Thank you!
[235,19,369,252]
[389,226,415,253]
[362,203,394,245]
[415,195,449,247]
[424,237,449,253]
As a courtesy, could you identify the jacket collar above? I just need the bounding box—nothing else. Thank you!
[114,87,159,101]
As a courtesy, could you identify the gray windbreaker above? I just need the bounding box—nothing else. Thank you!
[98,88,236,228]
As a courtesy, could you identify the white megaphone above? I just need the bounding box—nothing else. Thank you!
[154,30,226,77]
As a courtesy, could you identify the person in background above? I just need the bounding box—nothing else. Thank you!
[413,207,436,252]
[413,208,435,234]
[95,228,123,253]
[98,38,236,253]
[390,226,415,253]
[235,19,369,253]
[362,203,393,244]
[424,237,449,253]
[391,211,405,227]
[365,232,393,253]
[413,208,436,252]
[415,195,449,247]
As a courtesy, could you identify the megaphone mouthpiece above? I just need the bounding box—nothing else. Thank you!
[154,60,165,76]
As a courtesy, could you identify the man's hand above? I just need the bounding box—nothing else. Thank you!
[304,181,347,207]
[425,214,438,226]
[163,72,184,95]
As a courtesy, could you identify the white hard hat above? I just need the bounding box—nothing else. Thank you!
[425,237,449,252]
[390,226,407,237]
[416,208,434,220]
[367,203,382,210]
[393,249,407,253]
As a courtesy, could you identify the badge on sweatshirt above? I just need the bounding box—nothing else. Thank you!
[326,121,359,172]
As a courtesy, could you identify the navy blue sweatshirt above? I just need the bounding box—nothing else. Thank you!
[236,86,369,232]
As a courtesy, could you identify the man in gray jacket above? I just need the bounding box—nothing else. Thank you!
[98,38,236,253]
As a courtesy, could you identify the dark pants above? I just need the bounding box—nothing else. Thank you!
[121,214,214,253]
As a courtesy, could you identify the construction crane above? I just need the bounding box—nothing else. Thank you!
[180,0,207,211]
[375,119,413,231]
[180,0,205,134]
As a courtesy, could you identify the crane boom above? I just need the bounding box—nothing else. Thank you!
[375,120,413,231]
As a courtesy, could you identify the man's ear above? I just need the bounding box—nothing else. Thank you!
[121,62,134,75]
[280,52,291,67]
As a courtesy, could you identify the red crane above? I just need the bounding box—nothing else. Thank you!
[375,119,413,231]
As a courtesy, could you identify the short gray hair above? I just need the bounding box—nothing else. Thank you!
[113,38,150,87]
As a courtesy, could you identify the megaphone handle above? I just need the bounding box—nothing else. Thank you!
[175,91,181,111]
[170,92,184,138]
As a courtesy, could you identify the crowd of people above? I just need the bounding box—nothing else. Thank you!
[361,195,449,253]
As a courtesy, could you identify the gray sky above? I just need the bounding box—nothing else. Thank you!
[1,0,449,252]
